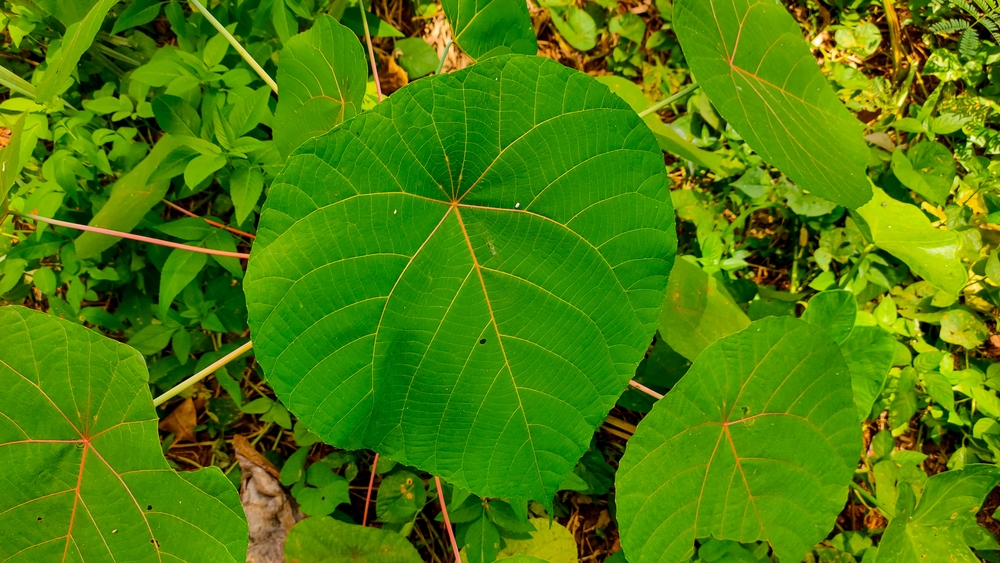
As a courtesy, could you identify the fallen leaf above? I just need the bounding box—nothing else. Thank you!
[157,397,197,442]
[234,434,302,563]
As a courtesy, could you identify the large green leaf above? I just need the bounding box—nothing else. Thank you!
[875,465,1000,563]
[674,0,871,208]
[284,516,422,562]
[595,76,728,176]
[616,317,859,563]
[856,187,967,296]
[659,256,750,361]
[75,135,190,259]
[274,15,367,158]
[441,0,538,60]
[36,0,120,101]
[0,306,247,561]
[245,55,675,501]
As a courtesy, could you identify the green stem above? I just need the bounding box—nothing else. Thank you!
[435,40,452,75]
[838,243,875,290]
[849,481,893,519]
[638,84,700,118]
[188,0,278,94]
[152,341,254,407]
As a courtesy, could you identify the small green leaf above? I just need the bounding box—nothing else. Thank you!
[856,187,967,296]
[801,290,856,345]
[155,217,216,241]
[376,470,428,523]
[0,307,248,561]
[940,309,987,349]
[229,162,265,225]
[610,13,646,44]
[31,266,58,295]
[394,37,439,79]
[465,515,501,563]
[341,8,404,38]
[0,113,27,215]
[36,0,120,101]
[128,324,178,355]
[284,516,422,562]
[659,257,750,361]
[159,248,208,316]
[875,465,1000,563]
[889,367,918,431]
[674,0,872,208]
[271,0,297,45]
[441,0,538,59]
[111,0,161,34]
[274,15,367,158]
[183,154,227,188]
[616,317,859,563]
[497,518,578,563]
[841,326,897,420]
[550,6,597,52]
[890,142,955,206]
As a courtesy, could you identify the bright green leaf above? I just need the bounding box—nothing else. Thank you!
[801,290,857,345]
[465,515,501,563]
[285,516,422,562]
[183,154,227,188]
[674,0,872,208]
[0,307,248,561]
[394,37,440,79]
[441,0,538,59]
[230,162,265,225]
[856,187,967,296]
[376,470,428,523]
[274,15,367,158]
[616,317,859,563]
[659,257,750,362]
[610,13,646,44]
[940,309,987,349]
[550,6,597,52]
[111,0,161,34]
[36,0,120,101]
[840,326,896,420]
[245,55,675,501]
[496,518,576,563]
[341,8,404,38]
[596,75,728,175]
[159,248,207,316]
[875,465,1000,563]
[890,142,955,206]
[31,266,57,295]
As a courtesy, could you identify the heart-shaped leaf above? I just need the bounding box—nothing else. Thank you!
[274,15,367,158]
[801,289,856,345]
[875,465,1000,563]
[284,516,422,562]
[441,0,538,60]
[245,55,675,501]
[890,141,955,206]
[616,317,859,563]
[674,0,871,208]
[0,306,247,562]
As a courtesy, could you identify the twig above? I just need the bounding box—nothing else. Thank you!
[17,211,251,259]
[162,199,256,239]
[359,3,383,102]
[188,0,278,94]
[629,379,664,400]
[152,341,254,407]
[362,453,379,526]
[434,476,463,562]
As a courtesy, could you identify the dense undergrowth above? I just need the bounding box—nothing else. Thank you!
[1,0,1000,562]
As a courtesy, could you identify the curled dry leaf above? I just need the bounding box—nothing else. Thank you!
[234,434,302,563]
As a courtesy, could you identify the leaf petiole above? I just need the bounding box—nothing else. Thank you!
[152,340,254,407]
[188,0,278,94]
[637,83,700,118]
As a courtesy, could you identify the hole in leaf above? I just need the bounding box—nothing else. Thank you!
[37,517,42,522]
[146,505,153,511]
[479,338,486,345]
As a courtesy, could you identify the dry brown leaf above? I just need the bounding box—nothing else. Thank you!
[234,434,302,563]
[157,397,197,442]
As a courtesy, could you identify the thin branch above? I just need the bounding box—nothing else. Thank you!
[362,453,379,526]
[637,83,700,118]
[17,211,251,259]
[162,199,256,240]
[360,3,383,102]
[188,0,278,94]
[153,341,254,407]
[434,476,462,562]
[629,379,664,400]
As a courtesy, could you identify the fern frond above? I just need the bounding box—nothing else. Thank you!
[955,0,981,17]
[931,18,972,33]
[961,27,982,55]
